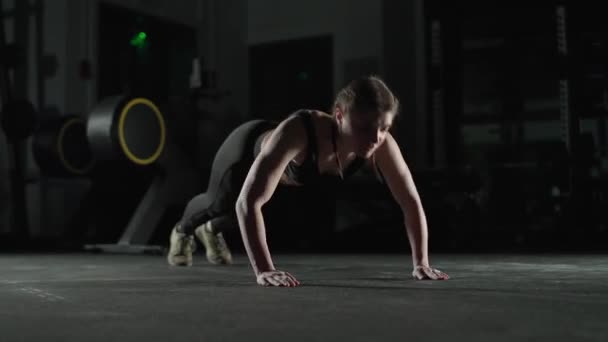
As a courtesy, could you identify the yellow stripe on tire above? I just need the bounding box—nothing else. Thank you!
[57,117,93,175]
[117,98,166,165]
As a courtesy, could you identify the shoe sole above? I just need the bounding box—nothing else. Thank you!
[167,254,193,267]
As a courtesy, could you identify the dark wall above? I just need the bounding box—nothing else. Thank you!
[97,3,196,104]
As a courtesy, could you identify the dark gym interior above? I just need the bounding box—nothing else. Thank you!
[0,1,607,341]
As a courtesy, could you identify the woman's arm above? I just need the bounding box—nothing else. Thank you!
[235,116,306,285]
[374,133,449,280]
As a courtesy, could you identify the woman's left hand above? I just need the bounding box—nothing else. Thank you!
[412,265,449,280]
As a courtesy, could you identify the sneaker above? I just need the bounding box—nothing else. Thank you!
[167,224,196,266]
[194,221,233,265]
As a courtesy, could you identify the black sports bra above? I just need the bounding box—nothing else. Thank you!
[255,110,366,185]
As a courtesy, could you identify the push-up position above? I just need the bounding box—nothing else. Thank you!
[168,76,449,286]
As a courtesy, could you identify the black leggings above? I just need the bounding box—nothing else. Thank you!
[178,119,276,235]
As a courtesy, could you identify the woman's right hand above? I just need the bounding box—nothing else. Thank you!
[256,270,301,287]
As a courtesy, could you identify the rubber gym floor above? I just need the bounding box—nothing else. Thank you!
[1,252,607,342]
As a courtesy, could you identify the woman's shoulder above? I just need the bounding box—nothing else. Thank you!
[276,109,333,145]
[285,108,330,119]
[311,109,332,120]
[302,110,334,137]
[282,109,333,129]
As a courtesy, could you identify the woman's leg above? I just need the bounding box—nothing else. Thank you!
[177,164,241,235]
[174,164,242,264]
[168,119,274,266]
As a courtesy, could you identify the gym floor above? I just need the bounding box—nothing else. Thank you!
[1,252,606,342]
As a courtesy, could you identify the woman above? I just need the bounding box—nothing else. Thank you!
[168,76,449,286]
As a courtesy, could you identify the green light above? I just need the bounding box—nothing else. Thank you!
[130,31,148,48]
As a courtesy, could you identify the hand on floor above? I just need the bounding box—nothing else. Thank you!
[412,265,449,280]
[257,270,301,287]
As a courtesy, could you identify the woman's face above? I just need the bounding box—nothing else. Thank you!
[339,109,395,158]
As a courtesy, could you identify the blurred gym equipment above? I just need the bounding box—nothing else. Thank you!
[0,0,39,239]
[33,115,93,177]
[81,95,200,254]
